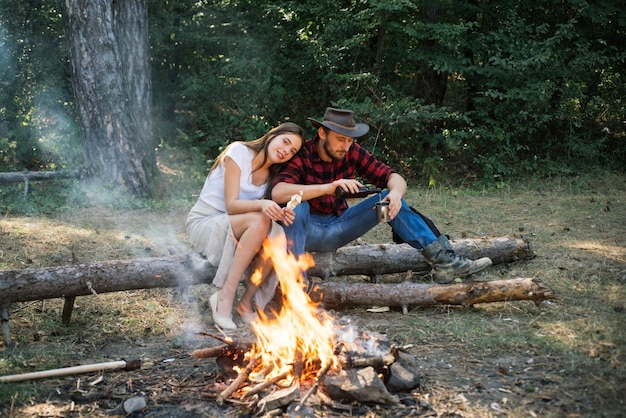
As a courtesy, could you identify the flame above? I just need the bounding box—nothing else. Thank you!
[247,235,338,381]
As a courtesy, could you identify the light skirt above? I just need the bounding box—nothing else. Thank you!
[186,199,281,310]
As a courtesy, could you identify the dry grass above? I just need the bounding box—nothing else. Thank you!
[1,173,625,417]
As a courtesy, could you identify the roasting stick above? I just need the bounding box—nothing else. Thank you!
[0,359,141,383]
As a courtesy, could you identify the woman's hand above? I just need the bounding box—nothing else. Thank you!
[260,200,285,221]
[280,207,296,226]
[260,199,297,226]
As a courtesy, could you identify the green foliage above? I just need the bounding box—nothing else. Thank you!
[0,0,81,173]
[451,1,626,182]
[2,0,624,188]
[148,0,309,165]
[0,179,76,215]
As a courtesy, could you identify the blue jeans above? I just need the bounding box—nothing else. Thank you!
[283,191,438,257]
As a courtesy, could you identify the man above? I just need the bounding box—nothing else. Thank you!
[271,107,492,283]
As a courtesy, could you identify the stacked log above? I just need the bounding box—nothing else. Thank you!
[0,236,532,306]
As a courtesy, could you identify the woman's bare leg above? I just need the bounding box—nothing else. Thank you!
[237,250,274,314]
[213,212,270,318]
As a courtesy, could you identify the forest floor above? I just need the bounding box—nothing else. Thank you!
[1,174,625,417]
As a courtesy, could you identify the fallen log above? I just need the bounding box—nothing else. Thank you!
[309,235,533,279]
[0,236,531,306]
[0,170,79,183]
[0,254,214,306]
[0,236,533,345]
[0,170,80,198]
[310,277,555,310]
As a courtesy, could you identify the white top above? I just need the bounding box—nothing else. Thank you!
[197,142,266,212]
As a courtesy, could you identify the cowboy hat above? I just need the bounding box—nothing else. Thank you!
[309,107,369,138]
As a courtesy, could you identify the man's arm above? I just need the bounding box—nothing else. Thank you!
[384,173,407,219]
[387,172,407,196]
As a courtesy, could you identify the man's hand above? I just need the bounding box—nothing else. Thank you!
[332,179,364,195]
[383,189,403,220]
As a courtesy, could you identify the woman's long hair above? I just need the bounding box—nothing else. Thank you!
[209,122,303,181]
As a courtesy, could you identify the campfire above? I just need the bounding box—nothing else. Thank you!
[191,236,421,414]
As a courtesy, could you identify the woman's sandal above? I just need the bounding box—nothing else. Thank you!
[236,305,260,325]
[209,292,237,330]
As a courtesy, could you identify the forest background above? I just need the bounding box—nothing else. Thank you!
[0,0,624,210]
[1,2,625,416]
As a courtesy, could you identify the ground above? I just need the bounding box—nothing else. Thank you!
[1,174,625,417]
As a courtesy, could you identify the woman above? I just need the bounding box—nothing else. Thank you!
[186,122,303,331]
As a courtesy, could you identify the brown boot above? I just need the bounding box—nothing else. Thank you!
[422,241,492,284]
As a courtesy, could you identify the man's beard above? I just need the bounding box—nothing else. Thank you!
[324,140,346,162]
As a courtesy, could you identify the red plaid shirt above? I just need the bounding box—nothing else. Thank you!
[272,135,396,215]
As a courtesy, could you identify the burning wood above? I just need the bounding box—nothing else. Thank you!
[192,237,422,412]
[338,351,396,369]
[294,362,332,412]
[191,333,255,357]
[243,369,289,399]
[217,357,258,405]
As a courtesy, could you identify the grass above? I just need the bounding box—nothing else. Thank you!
[1,172,625,416]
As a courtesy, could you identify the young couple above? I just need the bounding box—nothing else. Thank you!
[187,108,492,331]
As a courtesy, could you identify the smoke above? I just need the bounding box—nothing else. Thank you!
[334,315,391,357]
[31,87,83,169]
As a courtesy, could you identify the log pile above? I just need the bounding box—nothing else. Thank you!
[191,333,420,413]
[1,236,543,346]
[0,236,532,306]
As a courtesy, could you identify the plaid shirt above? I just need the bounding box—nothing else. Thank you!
[272,135,396,215]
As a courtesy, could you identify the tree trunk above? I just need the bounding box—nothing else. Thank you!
[416,6,448,106]
[0,236,532,306]
[63,0,155,197]
[115,0,156,177]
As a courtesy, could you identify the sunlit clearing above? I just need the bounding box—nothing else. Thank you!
[569,241,625,263]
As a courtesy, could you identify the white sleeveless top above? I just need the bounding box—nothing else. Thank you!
[197,142,266,212]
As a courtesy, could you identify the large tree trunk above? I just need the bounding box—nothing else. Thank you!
[63,0,155,197]
[0,236,532,306]
[115,0,156,176]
